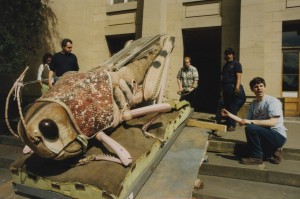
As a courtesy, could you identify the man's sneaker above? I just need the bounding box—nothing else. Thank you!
[240,157,263,165]
[270,148,283,164]
[227,126,236,131]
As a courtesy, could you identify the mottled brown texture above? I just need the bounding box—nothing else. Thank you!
[40,70,114,137]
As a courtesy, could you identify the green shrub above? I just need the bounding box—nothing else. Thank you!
[0,0,50,73]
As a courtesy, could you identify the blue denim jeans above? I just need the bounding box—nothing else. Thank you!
[245,124,286,159]
[222,84,246,127]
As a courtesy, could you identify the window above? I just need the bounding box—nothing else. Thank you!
[283,31,300,47]
[282,51,299,92]
[110,0,136,4]
[282,21,300,97]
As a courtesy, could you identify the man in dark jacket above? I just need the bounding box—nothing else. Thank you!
[48,38,79,88]
[221,48,246,131]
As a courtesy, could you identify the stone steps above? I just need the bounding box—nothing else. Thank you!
[208,140,300,161]
[193,139,300,198]
[200,151,300,187]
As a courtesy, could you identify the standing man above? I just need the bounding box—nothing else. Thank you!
[49,38,79,88]
[221,48,246,131]
[221,77,287,165]
[177,56,199,107]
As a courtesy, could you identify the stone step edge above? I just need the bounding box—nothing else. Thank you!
[0,157,15,169]
[192,191,229,199]
[208,140,300,161]
[192,174,235,199]
[192,174,300,199]
[0,135,24,148]
[199,162,300,187]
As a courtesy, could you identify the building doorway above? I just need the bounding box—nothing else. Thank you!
[182,27,222,113]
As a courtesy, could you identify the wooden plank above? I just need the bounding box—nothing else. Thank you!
[136,126,209,198]
[120,108,194,199]
[187,119,227,132]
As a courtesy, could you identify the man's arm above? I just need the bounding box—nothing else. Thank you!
[37,64,43,87]
[221,109,279,127]
[48,70,54,88]
[191,67,199,90]
[235,72,242,90]
[177,68,183,92]
[221,109,243,123]
[233,72,242,95]
[192,80,198,89]
[177,78,183,92]
[250,117,279,127]
[74,55,79,71]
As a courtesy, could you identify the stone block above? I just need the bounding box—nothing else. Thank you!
[185,3,221,18]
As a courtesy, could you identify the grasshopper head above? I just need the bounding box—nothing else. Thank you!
[18,102,87,160]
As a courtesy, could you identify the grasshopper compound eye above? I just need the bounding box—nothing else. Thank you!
[39,119,59,140]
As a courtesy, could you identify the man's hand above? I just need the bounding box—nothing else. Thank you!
[188,87,194,92]
[221,108,243,123]
[220,109,229,117]
[238,119,251,126]
[234,88,240,96]
[177,87,183,95]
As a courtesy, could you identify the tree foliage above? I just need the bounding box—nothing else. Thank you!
[0,0,50,73]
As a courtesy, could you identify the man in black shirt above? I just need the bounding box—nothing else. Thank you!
[221,48,246,131]
[48,38,79,88]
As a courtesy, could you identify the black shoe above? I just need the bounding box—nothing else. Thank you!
[227,126,236,131]
[217,120,227,125]
[270,148,283,164]
[240,157,263,165]
[208,130,222,139]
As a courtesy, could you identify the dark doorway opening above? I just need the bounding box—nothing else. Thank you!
[182,27,221,113]
[106,33,135,56]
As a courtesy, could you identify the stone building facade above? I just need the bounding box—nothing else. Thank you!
[45,0,300,116]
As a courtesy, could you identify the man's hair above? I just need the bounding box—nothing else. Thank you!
[42,53,53,64]
[184,56,191,62]
[249,77,266,89]
[61,38,73,48]
[224,48,235,55]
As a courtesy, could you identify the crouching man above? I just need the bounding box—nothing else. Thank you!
[221,77,287,165]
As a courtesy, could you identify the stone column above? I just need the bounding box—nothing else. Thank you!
[239,0,283,96]
[141,0,167,37]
